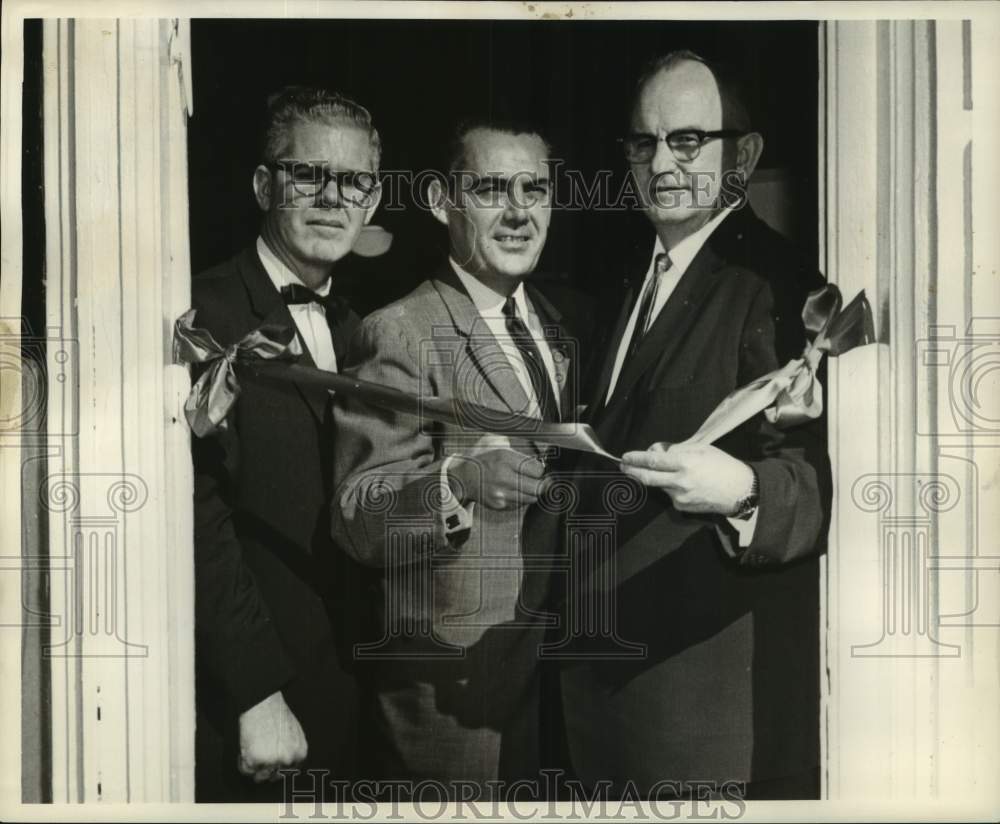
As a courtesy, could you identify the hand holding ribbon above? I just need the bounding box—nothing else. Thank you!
[684,284,875,446]
[173,309,303,437]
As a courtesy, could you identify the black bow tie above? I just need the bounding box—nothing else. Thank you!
[279,282,352,362]
[281,283,331,308]
[280,282,350,321]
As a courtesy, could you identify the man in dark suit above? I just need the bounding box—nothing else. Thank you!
[331,121,577,792]
[550,51,831,799]
[191,86,382,800]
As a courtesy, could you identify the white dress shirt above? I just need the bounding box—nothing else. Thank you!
[605,207,733,402]
[450,260,561,418]
[603,209,758,547]
[256,236,339,372]
[438,261,561,540]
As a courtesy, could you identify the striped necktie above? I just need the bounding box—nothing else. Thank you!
[502,296,560,422]
[624,251,672,365]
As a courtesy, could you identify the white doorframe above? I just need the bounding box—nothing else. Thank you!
[36,17,196,803]
[0,1,28,809]
[822,18,1000,805]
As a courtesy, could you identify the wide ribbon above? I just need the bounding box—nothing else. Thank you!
[685,284,875,445]
[173,309,303,437]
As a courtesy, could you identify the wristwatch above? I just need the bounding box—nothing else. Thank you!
[732,466,759,520]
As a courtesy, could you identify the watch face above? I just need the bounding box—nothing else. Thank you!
[735,494,758,520]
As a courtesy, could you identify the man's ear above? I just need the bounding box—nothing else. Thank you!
[735,132,764,180]
[427,177,451,228]
[252,165,273,211]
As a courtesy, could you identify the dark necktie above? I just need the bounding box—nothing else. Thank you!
[280,283,348,362]
[502,295,560,422]
[623,251,672,366]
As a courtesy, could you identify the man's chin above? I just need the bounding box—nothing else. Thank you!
[644,205,713,228]
[308,240,355,266]
[490,260,537,280]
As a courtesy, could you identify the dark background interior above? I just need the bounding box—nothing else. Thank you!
[188,18,819,315]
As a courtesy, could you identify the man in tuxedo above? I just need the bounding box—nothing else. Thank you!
[191,86,382,800]
[331,121,576,791]
[552,51,832,798]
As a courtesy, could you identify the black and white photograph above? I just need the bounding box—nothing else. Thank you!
[0,1,998,821]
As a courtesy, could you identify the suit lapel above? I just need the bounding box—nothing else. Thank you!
[599,230,730,433]
[524,282,574,419]
[588,238,654,422]
[237,246,328,424]
[431,266,533,417]
[324,296,360,366]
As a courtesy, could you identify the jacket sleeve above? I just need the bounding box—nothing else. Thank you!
[330,313,459,567]
[730,280,833,567]
[191,357,297,714]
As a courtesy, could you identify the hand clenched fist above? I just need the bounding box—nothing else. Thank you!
[237,690,308,783]
[446,435,549,510]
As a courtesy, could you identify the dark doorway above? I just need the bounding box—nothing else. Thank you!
[187,18,819,315]
[185,17,822,795]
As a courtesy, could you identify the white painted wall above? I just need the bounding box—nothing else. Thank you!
[823,18,1000,813]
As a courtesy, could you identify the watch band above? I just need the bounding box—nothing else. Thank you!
[733,466,760,520]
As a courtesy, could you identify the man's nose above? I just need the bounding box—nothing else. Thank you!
[501,197,530,224]
[318,178,343,208]
[649,137,681,177]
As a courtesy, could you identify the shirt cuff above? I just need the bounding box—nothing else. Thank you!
[439,455,475,538]
[726,507,759,548]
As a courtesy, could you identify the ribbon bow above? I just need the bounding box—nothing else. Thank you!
[765,284,876,428]
[685,284,875,445]
[173,309,303,437]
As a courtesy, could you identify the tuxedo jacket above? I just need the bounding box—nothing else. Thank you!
[556,206,832,790]
[190,246,362,799]
[331,266,576,782]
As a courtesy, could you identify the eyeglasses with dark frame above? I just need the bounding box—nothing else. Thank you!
[271,160,379,207]
[618,129,748,164]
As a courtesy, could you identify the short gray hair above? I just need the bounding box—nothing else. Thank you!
[261,86,382,170]
[633,49,752,132]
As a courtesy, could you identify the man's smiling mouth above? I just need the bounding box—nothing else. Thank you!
[494,234,532,248]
